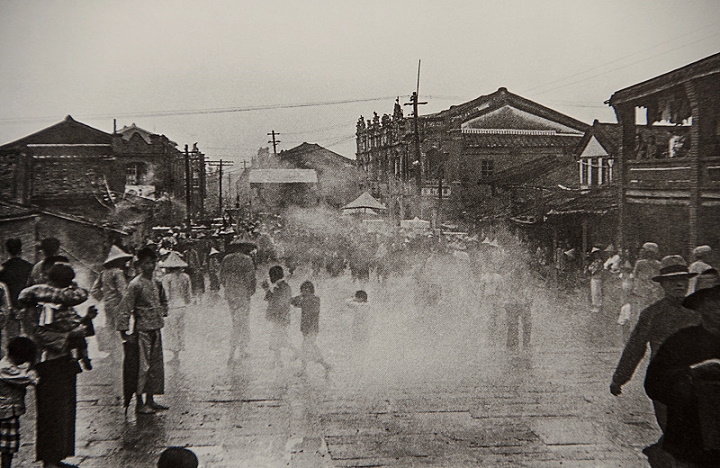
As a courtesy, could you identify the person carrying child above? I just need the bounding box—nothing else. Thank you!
[20,262,96,371]
[0,337,38,468]
[291,281,331,377]
[18,261,92,468]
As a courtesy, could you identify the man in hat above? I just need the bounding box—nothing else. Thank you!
[90,245,133,362]
[687,245,714,296]
[645,285,720,467]
[610,255,700,433]
[158,252,191,362]
[219,240,256,361]
[0,238,34,344]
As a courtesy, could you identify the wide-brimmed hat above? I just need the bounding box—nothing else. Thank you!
[682,285,720,310]
[158,251,187,269]
[652,255,697,282]
[693,245,712,257]
[209,247,221,256]
[103,245,133,266]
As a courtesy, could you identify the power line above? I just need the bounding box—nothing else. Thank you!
[524,29,720,96]
[0,96,400,124]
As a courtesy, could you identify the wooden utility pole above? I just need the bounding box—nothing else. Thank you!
[184,145,192,232]
[207,159,234,216]
[267,130,281,156]
[404,60,427,195]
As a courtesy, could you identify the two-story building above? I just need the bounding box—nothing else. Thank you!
[356,88,589,223]
[0,116,206,223]
[609,52,720,257]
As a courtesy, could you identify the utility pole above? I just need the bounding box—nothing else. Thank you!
[206,159,235,217]
[404,60,427,196]
[267,130,281,156]
[184,145,192,232]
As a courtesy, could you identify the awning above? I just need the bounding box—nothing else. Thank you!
[342,192,387,211]
[249,169,317,184]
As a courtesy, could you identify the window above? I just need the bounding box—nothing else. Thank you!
[481,160,494,178]
[126,163,138,185]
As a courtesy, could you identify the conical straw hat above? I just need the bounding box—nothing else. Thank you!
[209,247,221,256]
[159,251,188,269]
[103,245,133,266]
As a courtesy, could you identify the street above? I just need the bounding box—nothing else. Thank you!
[12,272,658,467]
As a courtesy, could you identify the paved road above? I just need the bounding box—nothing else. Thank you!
[12,273,658,467]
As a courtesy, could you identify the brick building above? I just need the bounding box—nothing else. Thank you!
[356,88,589,222]
[0,116,206,222]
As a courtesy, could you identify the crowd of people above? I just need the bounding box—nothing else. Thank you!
[0,215,718,466]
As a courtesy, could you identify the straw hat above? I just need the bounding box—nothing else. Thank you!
[103,245,133,266]
[159,251,188,269]
[693,245,712,257]
[209,247,221,256]
[652,255,697,282]
[641,242,660,254]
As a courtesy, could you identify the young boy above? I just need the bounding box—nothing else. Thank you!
[346,290,370,344]
[261,266,296,364]
[291,281,331,377]
[0,337,38,468]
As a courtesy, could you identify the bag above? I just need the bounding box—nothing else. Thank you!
[617,303,632,325]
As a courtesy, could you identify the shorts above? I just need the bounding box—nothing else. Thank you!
[0,417,20,453]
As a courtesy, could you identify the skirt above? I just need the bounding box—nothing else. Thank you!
[0,417,20,453]
[35,355,80,461]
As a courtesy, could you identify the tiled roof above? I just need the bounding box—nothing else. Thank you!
[279,143,355,170]
[462,133,582,149]
[117,123,155,144]
[0,115,112,150]
[485,155,575,187]
[546,187,617,216]
[426,87,588,133]
[0,200,36,221]
[609,52,720,106]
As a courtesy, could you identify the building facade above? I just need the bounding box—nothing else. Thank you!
[609,52,720,257]
[356,88,589,222]
[0,116,206,222]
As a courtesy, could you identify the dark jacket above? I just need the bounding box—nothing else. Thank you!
[265,280,291,326]
[0,257,34,307]
[645,325,720,466]
[612,297,700,387]
[291,293,320,336]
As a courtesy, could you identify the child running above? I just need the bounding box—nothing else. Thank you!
[291,281,331,377]
[346,290,370,344]
[0,337,38,468]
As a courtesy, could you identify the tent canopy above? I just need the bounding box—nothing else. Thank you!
[342,191,387,211]
[400,217,431,229]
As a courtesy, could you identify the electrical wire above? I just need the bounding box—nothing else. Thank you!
[0,96,400,124]
[525,30,720,96]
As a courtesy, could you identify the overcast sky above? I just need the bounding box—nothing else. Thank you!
[1,0,719,172]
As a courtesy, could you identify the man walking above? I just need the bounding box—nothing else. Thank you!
[610,255,700,432]
[0,239,34,343]
[117,247,169,415]
[645,285,720,467]
[219,240,256,361]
